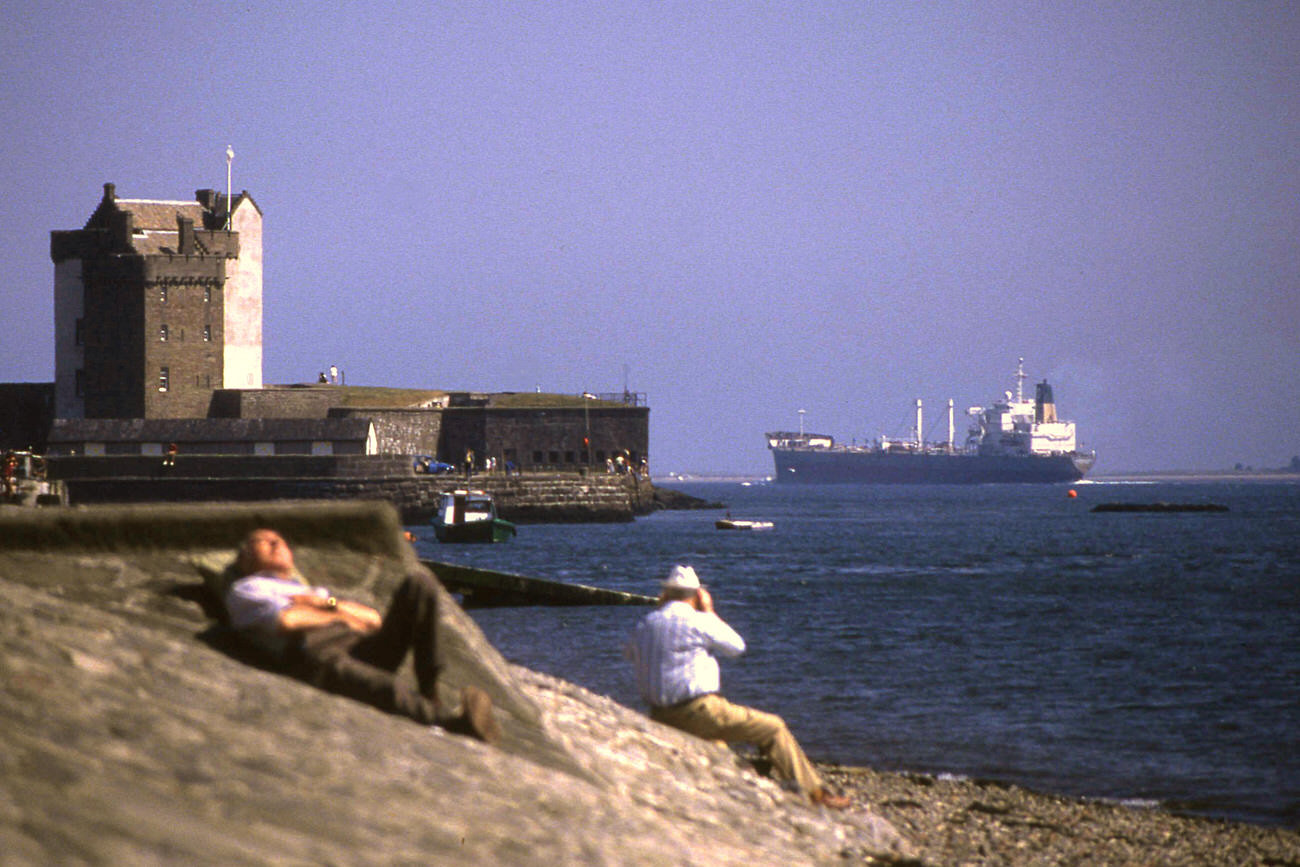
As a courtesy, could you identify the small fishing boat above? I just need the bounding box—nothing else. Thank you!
[431,490,517,543]
[715,518,774,531]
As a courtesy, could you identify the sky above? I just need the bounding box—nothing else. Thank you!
[3,2,1297,475]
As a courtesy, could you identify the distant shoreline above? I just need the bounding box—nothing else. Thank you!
[662,471,1300,484]
[1088,470,1300,483]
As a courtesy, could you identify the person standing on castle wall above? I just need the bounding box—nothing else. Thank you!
[163,443,178,469]
[465,449,475,480]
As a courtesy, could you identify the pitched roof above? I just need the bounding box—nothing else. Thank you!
[114,199,207,231]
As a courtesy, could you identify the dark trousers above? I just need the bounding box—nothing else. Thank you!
[287,571,446,725]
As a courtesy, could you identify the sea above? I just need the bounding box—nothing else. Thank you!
[409,479,1300,828]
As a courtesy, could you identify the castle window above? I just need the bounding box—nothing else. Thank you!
[75,318,84,346]
[160,286,168,303]
[532,451,543,464]
[158,366,169,392]
[204,287,211,303]
[75,369,85,397]
[203,325,211,342]
[159,324,168,342]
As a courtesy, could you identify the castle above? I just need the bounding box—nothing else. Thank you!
[1,182,648,477]
[51,183,263,420]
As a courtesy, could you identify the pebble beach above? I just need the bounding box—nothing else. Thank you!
[818,762,1300,865]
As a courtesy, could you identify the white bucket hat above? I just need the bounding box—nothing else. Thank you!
[662,564,701,591]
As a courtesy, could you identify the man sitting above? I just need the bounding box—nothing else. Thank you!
[224,528,499,744]
[626,565,850,809]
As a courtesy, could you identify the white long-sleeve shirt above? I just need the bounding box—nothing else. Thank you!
[224,573,329,654]
[626,600,746,707]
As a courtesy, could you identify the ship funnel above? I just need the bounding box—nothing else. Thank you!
[915,398,923,448]
[1035,380,1057,423]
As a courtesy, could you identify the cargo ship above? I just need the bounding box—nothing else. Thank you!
[767,359,1095,484]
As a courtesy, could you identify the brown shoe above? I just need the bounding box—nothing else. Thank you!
[455,686,501,745]
[810,789,852,810]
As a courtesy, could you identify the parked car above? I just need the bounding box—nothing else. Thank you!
[413,456,457,475]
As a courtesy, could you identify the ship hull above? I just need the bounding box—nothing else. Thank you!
[771,448,1093,484]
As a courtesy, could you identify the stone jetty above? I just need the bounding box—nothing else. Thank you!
[1,502,1295,865]
[422,558,657,607]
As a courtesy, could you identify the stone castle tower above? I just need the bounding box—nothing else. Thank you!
[50,183,263,419]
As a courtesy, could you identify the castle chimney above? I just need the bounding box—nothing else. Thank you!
[102,182,116,203]
[177,216,195,255]
[111,209,134,249]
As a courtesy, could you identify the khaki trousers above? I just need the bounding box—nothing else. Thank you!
[650,694,824,795]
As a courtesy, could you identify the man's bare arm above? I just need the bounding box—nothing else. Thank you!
[278,594,382,634]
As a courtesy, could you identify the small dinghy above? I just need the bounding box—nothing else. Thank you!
[715,518,774,531]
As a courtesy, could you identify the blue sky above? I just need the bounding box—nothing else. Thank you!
[3,2,1297,474]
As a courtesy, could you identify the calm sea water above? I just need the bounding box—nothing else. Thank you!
[409,480,1300,827]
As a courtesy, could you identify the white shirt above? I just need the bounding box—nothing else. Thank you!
[224,573,328,635]
[626,600,746,707]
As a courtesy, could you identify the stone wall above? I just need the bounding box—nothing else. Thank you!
[444,405,649,471]
[222,195,262,390]
[140,257,228,419]
[330,407,442,455]
[162,389,648,472]
[209,386,338,419]
[48,454,413,479]
[80,254,149,418]
[46,456,646,523]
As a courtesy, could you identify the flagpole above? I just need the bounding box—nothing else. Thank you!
[225,145,234,229]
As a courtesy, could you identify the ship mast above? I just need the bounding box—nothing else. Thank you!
[1016,357,1026,403]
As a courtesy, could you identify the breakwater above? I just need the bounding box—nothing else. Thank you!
[45,455,695,523]
[423,558,656,607]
